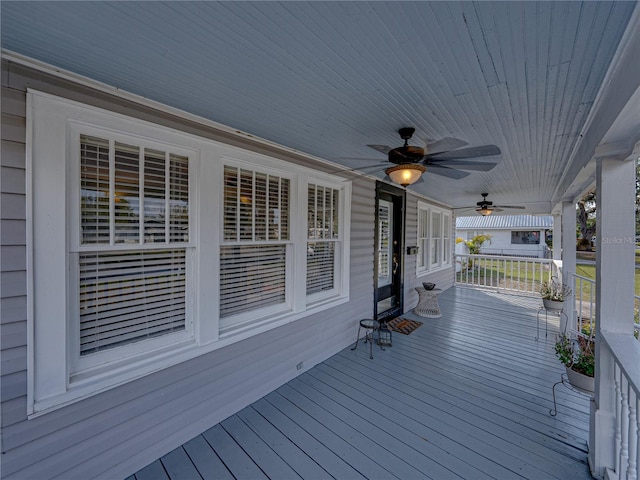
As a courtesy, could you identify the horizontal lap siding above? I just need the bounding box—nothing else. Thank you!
[0,60,376,479]
[1,78,28,434]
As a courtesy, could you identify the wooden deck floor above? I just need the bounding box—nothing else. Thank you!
[132,288,592,480]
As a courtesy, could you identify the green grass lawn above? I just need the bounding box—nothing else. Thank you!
[575,263,640,296]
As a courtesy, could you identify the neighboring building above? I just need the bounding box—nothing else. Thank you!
[456,215,553,258]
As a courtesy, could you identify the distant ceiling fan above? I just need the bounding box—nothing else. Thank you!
[457,193,526,216]
[346,127,501,186]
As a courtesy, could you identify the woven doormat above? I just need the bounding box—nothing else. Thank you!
[386,317,423,335]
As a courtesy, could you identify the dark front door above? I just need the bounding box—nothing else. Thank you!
[375,182,405,321]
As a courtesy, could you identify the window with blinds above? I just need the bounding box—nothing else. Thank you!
[417,202,452,274]
[307,184,340,296]
[417,207,429,271]
[220,166,290,319]
[79,250,186,355]
[77,135,190,354]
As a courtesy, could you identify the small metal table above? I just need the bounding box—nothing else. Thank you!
[351,319,382,359]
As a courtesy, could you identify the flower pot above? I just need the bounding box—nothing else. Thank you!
[543,298,564,312]
[565,366,594,394]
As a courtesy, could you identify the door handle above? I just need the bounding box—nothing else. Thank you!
[392,255,399,275]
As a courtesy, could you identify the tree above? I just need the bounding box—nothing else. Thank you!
[576,189,596,250]
[636,157,640,236]
[463,234,492,255]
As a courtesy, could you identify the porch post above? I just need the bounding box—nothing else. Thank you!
[552,213,562,261]
[590,151,637,477]
[561,201,577,332]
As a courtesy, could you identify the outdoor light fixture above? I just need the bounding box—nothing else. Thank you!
[385,163,426,187]
[476,206,494,216]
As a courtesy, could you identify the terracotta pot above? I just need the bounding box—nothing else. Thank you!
[565,366,594,394]
[543,298,564,311]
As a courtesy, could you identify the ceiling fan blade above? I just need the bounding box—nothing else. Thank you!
[427,160,498,171]
[366,144,392,155]
[340,157,387,162]
[426,137,469,155]
[328,162,386,174]
[427,144,501,160]
[494,205,526,210]
[427,164,470,179]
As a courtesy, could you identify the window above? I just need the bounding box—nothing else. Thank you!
[307,184,341,300]
[417,202,452,274]
[417,207,429,270]
[28,92,350,415]
[220,166,291,327]
[511,231,540,244]
[75,136,191,363]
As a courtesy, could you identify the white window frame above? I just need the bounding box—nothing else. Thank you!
[416,201,452,275]
[218,161,295,333]
[27,91,351,415]
[305,181,343,305]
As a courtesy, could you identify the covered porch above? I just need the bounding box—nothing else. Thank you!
[134,288,591,480]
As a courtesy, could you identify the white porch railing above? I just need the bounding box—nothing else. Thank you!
[573,273,597,335]
[600,332,640,480]
[635,295,640,339]
[455,253,555,295]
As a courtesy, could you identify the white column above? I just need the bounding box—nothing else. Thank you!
[561,201,577,331]
[590,151,637,475]
[552,213,562,261]
[595,155,636,334]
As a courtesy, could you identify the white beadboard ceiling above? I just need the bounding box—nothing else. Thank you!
[2,1,638,213]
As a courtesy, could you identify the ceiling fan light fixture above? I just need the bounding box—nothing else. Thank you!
[476,206,494,216]
[385,163,426,186]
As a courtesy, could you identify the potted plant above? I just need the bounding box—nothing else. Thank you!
[554,332,595,393]
[540,276,572,311]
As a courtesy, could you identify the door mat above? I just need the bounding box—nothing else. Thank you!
[386,317,423,335]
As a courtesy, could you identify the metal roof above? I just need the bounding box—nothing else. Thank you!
[455,215,554,230]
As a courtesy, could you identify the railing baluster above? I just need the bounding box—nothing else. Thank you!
[617,363,623,476]
[628,384,638,480]
[622,375,630,480]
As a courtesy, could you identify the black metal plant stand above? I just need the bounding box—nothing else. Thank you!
[536,306,567,341]
[549,373,593,416]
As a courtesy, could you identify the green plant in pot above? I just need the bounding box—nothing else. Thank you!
[554,332,594,393]
[540,276,572,311]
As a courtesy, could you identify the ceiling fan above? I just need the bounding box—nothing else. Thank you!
[350,127,501,185]
[457,193,526,216]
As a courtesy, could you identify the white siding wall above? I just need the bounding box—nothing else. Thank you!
[403,193,454,313]
[0,60,376,479]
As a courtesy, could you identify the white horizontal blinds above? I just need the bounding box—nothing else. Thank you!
[77,135,190,355]
[114,142,141,244]
[219,245,287,318]
[417,208,429,269]
[79,136,190,246]
[307,184,339,295]
[443,214,451,264]
[378,202,391,278]
[431,211,442,266]
[223,166,238,241]
[169,154,189,242]
[80,136,110,244]
[143,149,166,243]
[78,249,186,355]
[221,165,290,317]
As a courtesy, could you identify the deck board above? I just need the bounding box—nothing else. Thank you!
[135,288,592,480]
